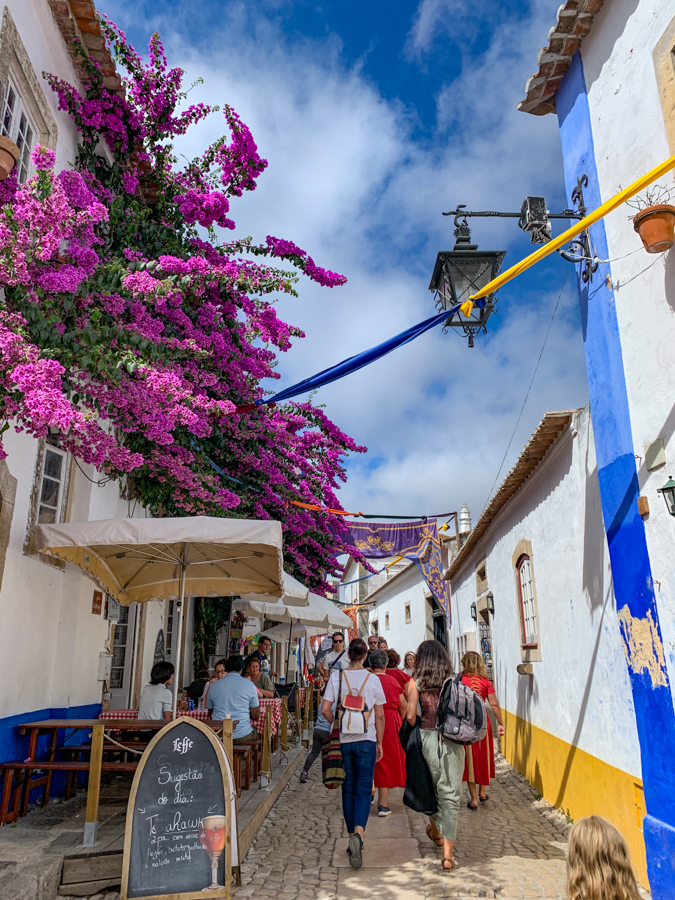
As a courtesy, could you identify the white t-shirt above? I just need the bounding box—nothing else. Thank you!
[138,683,173,719]
[323,668,385,743]
[323,650,349,672]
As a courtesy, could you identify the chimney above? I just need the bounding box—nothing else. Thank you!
[459,503,472,534]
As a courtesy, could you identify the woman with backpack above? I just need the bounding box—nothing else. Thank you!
[322,637,386,870]
[461,651,505,809]
[406,640,464,872]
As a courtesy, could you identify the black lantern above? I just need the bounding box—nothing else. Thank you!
[429,216,505,348]
[470,601,477,621]
[486,591,495,614]
[658,476,675,517]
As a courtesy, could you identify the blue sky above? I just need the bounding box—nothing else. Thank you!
[99,0,589,522]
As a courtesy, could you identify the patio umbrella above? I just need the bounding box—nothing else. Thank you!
[35,516,284,717]
[234,591,351,630]
[260,622,327,640]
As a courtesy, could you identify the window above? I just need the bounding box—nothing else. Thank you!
[475,560,488,595]
[385,612,390,631]
[1,78,35,183]
[517,555,538,646]
[110,605,130,690]
[405,602,411,624]
[371,619,378,635]
[37,446,67,524]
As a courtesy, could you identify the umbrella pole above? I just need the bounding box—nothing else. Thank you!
[285,621,293,683]
[171,555,188,720]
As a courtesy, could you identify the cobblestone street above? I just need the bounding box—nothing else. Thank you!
[235,752,571,900]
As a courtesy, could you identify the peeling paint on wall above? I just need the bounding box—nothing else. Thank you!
[617,606,668,688]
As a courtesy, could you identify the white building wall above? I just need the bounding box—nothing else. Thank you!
[367,565,433,661]
[449,407,642,779]
[579,1,675,687]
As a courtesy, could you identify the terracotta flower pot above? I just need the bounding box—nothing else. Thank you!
[0,136,19,181]
[633,204,675,254]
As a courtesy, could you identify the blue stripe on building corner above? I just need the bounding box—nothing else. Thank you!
[557,51,675,897]
[0,703,102,803]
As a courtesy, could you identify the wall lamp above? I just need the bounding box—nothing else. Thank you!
[431,176,598,348]
[470,602,477,621]
[486,591,495,614]
[658,475,675,516]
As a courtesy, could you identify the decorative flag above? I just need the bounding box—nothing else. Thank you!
[341,519,450,621]
[342,606,359,643]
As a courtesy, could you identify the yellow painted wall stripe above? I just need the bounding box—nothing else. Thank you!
[467,151,675,305]
[501,709,648,887]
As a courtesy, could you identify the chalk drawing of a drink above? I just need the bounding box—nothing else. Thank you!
[199,815,227,891]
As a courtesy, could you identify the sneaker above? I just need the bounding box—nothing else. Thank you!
[377,806,392,817]
[348,833,363,869]
[298,771,308,783]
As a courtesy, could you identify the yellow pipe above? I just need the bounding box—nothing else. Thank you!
[463,151,675,310]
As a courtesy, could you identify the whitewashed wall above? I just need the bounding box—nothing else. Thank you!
[449,407,643,779]
[579,1,675,688]
[367,564,433,661]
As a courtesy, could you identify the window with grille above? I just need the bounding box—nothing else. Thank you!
[385,612,390,630]
[37,446,67,524]
[166,600,174,658]
[517,555,538,646]
[1,79,35,183]
[110,605,130,690]
[405,602,411,624]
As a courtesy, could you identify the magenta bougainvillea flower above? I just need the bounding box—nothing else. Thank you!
[0,23,369,591]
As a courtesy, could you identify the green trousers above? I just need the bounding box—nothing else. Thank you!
[420,729,464,841]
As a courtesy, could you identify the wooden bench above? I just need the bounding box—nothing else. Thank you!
[0,760,138,825]
[232,746,253,795]
[235,736,263,782]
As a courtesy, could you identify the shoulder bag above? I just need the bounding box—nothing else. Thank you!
[322,671,346,789]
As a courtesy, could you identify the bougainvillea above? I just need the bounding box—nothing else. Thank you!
[0,21,368,591]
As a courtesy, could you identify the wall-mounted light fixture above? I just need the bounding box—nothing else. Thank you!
[658,475,675,517]
[486,591,495,614]
[470,601,477,621]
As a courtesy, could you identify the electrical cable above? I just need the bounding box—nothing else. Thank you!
[482,266,570,512]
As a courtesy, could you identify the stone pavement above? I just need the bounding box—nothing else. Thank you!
[234,752,571,900]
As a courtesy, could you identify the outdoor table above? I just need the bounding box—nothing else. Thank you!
[14,718,227,844]
[255,698,282,736]
[99,708,210,721]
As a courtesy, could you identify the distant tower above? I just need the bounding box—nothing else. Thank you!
[459,503,472,535]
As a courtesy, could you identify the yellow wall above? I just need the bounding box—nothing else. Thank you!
[502,708,648,887]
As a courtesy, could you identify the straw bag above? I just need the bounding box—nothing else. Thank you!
[322,671,345,789]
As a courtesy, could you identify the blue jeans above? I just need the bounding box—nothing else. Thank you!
[340,740,376,833]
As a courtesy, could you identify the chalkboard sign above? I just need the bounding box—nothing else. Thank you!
[121,718,235,900]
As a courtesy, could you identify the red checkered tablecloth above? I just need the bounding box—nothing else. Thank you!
[255,698,282,736]
[298,688,305,708]
[99,709,209,721]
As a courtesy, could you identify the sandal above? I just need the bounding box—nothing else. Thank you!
[426,823,443,847]
[479,794,489,802]
[442,857,455,871]
[467,801,478,811]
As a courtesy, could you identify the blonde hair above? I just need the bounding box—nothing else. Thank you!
[567,817,641,900]
[461,651,487,678]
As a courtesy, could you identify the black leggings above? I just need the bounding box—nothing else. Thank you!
[302,727,331,774]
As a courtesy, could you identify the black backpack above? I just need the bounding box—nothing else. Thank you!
[436,674,488,745]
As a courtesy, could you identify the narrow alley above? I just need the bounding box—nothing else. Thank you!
[235,753,570,900]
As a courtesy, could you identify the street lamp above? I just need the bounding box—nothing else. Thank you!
[658,475,675,517]
[429,216,505,348]
[470,601,477,621]
[486,591,495,614]
[431,178,599,348]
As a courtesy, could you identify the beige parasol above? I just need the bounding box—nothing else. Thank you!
[35,516,285,717]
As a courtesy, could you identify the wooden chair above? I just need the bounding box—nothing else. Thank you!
[233,746,253,793]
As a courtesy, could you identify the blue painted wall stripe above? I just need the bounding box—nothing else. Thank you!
[557,52,675,893]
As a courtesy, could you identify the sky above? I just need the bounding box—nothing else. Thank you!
[99,0,590,525]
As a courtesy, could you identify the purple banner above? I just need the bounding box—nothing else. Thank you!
[342,519,450,621]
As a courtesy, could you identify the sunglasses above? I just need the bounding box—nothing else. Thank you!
[333,639,344,644]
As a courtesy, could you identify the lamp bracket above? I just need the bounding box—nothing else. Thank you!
[443,174,598,283]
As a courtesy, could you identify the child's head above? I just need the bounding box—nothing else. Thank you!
[567,816,641,900]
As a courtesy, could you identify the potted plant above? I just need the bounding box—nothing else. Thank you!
[0,136,19,181]
[628,183,675,253]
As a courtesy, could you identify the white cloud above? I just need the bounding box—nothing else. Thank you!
[99,0,587,521]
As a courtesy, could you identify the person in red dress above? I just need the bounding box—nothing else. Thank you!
[371,650,407,817]
[460,651,505,809]
[385,649,411,696]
